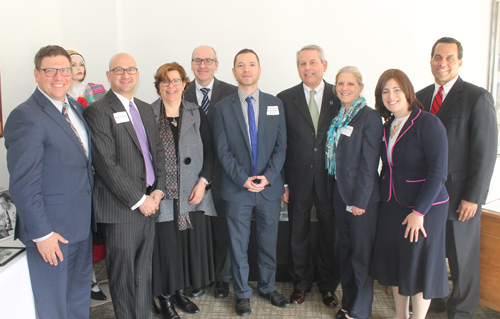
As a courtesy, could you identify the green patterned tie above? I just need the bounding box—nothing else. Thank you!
[309,90,319,137]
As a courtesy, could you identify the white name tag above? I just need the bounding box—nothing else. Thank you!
[341,125,353,137]
[267,106,279,115]
[113,111,130,124]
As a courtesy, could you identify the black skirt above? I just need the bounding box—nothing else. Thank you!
[152,201,215,296]
[371,197,449,299]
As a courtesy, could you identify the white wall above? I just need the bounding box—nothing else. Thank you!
[0,0,496,193]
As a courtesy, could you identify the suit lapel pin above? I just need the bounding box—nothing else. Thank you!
[330,100,333,105]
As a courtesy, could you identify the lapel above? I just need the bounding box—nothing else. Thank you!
[231,94,252,155]
[106,91,142,153]
[419,85,434,112]
[34,89,88,161]
[391,107,421,150]
[257,92,268,152]
[318,82,337,132]
[211,78,222,105]
[179,101,196,140]
[436,77,463,119]
[337,105,364,146]
[184,83,197,104]
[292,84,314,128]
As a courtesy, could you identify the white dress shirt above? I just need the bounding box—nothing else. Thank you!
[195,79,215,106]
[303,81,325,114]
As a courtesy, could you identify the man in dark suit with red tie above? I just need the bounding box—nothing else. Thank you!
[416,37,497,319]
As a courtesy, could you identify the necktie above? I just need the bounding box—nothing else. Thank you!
[62,102,87,157]
[129,101,155,186]
[200,87,210,114]
[431,86,443,115]
[246,96,258,176]
[309,90,320,136]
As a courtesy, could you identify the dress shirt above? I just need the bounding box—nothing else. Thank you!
[238,90,260,146]
[431,75,459,106]
[303,81,325,114]
[195,79,215,106]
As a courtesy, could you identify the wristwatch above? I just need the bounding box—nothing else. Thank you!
[200,177,212,190]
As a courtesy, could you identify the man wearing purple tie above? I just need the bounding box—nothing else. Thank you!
[84,53,166,319]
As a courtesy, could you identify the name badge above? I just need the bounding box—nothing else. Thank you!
[113,111,130,124]
[341,125,353,137]
[267,106,279,116]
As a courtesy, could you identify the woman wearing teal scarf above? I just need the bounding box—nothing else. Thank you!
[325,67,382,319]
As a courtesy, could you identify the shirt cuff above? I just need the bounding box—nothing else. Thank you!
[132,195,146,210]
[33,232,54,242]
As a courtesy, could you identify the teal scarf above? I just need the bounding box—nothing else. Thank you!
[326,96,366,176]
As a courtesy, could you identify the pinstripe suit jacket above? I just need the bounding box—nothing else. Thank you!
[84,90,166,223]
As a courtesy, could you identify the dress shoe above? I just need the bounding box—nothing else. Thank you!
[321,291,338,307]
[336,309,348,318]
[174,290,200,314]
[158,295,180,319]
[235,298,251,316]
[214,281,230,299]
[190,285,207,298]
[428,297,446,313]
[290,290,307,304]
[259,290,290,308]
[91,289,107,301]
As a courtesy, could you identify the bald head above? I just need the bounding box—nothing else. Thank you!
[106,53,139,100]
[191,46,219,87]
[109,53,136,69]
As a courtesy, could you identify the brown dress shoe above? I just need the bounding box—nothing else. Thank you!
[321,291,338,307]
[290,290,307,304]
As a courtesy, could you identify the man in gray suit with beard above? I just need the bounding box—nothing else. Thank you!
[184,45,237,298]
[84,53,166,319]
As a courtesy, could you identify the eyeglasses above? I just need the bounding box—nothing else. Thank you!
[39,68,72,77]
[109,67,138,75]
[160,79,183,87]
[192,58,216,65]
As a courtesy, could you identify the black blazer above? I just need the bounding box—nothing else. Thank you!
[380,108,449,215]
[416,77,497,219]
[277,81,340,202]
[330,106,382,210]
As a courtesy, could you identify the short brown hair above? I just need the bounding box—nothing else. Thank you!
[34,45,71,69]
[233,49,260,67]
[153,62,190,96]
[374,69,423,121]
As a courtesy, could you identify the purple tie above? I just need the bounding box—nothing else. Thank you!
[129,101,155,186]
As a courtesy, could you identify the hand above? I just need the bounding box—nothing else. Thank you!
[352,206,366,216]
[150,190,163,206]
[189,180,206,206]
[139,196,159,217]
[243,176,266,193]
[252,175,269,187]
[402,212,427,243]
[281,186,289,203]
[457,199,478,221]
[36,232,68,266]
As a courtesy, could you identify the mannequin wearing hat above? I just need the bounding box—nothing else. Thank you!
[67,50,106,106]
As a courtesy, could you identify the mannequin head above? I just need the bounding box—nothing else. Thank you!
[67,50,86,84]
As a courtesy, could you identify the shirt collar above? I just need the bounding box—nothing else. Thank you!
[112,90,135,109]
[435,75,459,95]
[238,89,260,104]
[303,80,325,95]
[195,78,214,91]
[37,87,69,112]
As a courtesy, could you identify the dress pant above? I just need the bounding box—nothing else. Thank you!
[334,183,377,319]
[446,215,481,319]
[26,232,92,319]
[211,191,232,282]
[226,195,281,299]
[288,185,340,292]
[103,218,155,319]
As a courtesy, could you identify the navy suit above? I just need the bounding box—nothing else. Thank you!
[5,88,94,319]
[212,90,286,298]
[417,77,497,318]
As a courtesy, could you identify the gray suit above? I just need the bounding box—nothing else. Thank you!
[84,90,166,319]
[212,90,286,298]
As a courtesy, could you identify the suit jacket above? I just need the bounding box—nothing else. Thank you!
[212,90,287,203]
[277,81,340,202]
[416,77,497,219]
[380,107,449,215]
[330,106,382,210]
[4,89,94,247]
[83,90,166,224]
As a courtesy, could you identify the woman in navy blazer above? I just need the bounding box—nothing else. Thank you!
[325,67,382,319]
[372,69,449,319]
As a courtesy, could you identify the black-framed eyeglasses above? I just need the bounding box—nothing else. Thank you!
[192,58,216,65]
[160,79,183,87]
[109,67,138,75]
[39,68,72,77]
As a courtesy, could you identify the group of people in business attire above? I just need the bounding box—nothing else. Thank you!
[3,36,497,319]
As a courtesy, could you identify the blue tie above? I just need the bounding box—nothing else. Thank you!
[200,87,210,114]
[246,96,258,176]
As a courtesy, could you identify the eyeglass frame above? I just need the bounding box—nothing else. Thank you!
[109,67,139,75]
[191,58,217,65]
[38,68,72,77]
[159,78,184,87]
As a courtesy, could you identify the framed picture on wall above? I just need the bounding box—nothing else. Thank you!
[0,66,3,138]
[0,190,16,242]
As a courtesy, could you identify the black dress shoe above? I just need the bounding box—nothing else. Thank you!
[174,290,200,314]
[321,291,338,307]
[158,295,180,319]
[190,285,207,298]
[258,290,290,308]
[235,298,251,316]
[336,309,348,318]
[91,289,107,301]
[428,297,446,313]
[215,281,230,299]
[290,290,307,304]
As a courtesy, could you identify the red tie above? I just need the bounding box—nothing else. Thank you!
[431,86,443,115]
